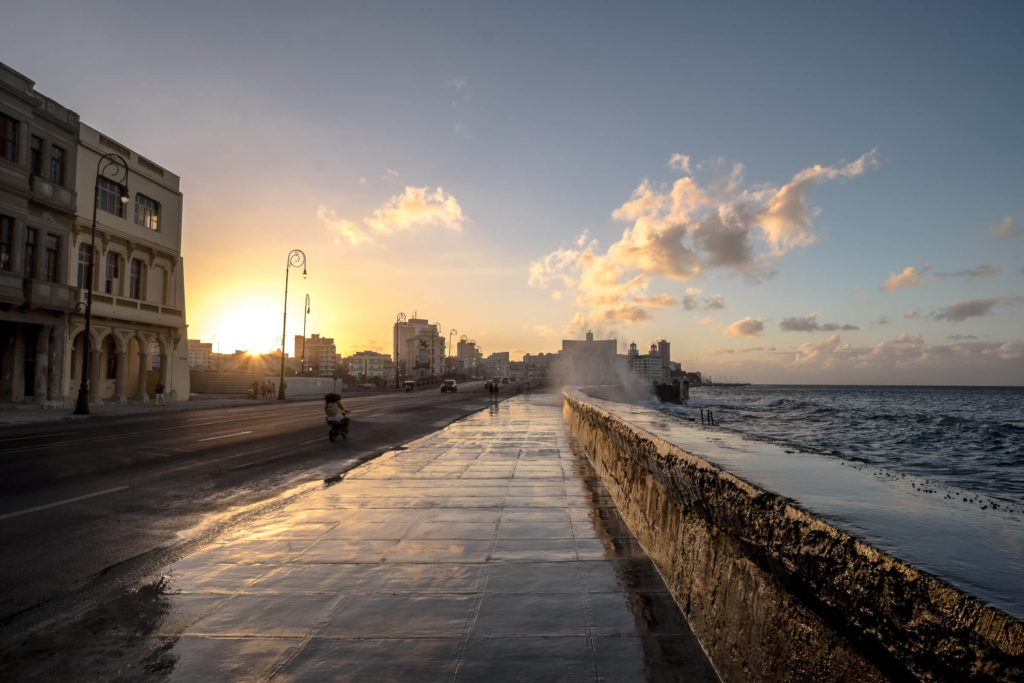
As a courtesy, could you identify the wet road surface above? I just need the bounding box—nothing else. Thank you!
[0,383,503,635]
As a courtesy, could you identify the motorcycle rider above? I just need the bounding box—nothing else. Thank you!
[324,392,348,437]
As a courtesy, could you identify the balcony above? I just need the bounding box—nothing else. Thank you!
[86,290,184,328]
[22,279,77,312]
[29,175,75,213]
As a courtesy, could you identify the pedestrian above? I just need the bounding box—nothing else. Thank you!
[154,382,166,406]
[250,380,259,399]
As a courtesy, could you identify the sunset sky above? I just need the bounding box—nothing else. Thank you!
[5,1,1022,384]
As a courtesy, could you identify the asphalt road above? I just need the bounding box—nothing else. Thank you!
[0,381,513,638]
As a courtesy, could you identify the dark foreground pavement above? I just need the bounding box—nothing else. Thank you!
[2,393,718,681]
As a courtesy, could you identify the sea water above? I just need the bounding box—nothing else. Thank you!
[655,385,1024,508]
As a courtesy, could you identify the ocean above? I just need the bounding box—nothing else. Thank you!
[652,384,1024,509]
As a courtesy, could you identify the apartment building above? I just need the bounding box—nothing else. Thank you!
[394,316,444,379]
[0,63,79,404]
[345,350,392,379]
[66,123,188,404]
[294,333,337,377]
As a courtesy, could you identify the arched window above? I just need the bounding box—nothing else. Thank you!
[77,243,92,288]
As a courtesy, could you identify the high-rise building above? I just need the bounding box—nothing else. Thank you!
[394,317,444,379]
[558,331,619,385]
[293,333,337,377]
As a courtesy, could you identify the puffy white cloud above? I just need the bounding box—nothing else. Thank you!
[534,325,556,337]
[319,186,465,246]
[904,309,920,319]
[759,149,879,254]
[668,153,692,174]
[779,312,859,332]
[724,317,766,337]
[530,151,877,329]
[317,206,373,246]
[792,334,849,366]
[991,216,1020,239]
[382,168,400,182]
[881,265,930,291]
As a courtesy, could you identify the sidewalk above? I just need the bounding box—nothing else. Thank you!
[139,393,717,681]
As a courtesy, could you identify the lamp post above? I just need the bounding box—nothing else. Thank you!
[74,153,130,415]
[301,293,310,375]
[278,249,306,400]
[394,312,406,389]
[447,328,457,377]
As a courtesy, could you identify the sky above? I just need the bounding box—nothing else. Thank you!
[4,0,1022,384]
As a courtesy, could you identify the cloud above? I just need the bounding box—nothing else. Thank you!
[681,287,725,311]
[534,325,556,337]
[935,264,1001,281]
[759,149,879,254]
[668,153,692,174]
[991,216,1020,240]
[904,309,920,319]
[792,334,849,366]
[779,312,859,332]
[318,186,465,246]
[724,317,766,337]
[450,75,468,90]
[881,265,930,291]
[382,169,400,182]
[947,334,978,340]
[455,122,472,139]
[530,151,877,329]
[933,296,1023,322]
[874,315,891,325]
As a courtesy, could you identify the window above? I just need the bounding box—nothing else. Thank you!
[97,177,126,217]
[49,145,65,185]
[105,253,119,294]
[134,194,160,231]
[77,243,93,288]
[24,228,36,279]
[44,235,59,282]
[30,136,42,175]
[129,258,142,299]
[0,113,16,162]
[1,215,12,271]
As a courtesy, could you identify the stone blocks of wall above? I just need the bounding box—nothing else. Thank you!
[563,390,1023,682]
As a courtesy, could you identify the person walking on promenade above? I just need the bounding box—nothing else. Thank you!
[154,382,166,406]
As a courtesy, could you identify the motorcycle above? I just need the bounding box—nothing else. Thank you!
[327,411,351,441]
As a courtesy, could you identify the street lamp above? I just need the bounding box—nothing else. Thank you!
[301,293,310,375]
[278,249,306,400]
[74,153,129,415]
[448,328,457,377]
[394,312,406,389]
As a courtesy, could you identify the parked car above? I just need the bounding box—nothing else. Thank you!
[441,379,458,393]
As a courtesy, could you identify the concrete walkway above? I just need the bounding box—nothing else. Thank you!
[137,393,717,680]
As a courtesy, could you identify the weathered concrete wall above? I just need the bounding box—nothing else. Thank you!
[563,390,1024,682]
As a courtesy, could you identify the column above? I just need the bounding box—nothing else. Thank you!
[114,351,127,404]
[137,351,149,402]
[88,349,101,403]
[33,325,51,404]
[160,352,169,402]
[48,322,66,404]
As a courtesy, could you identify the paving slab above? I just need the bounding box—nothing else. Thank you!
[145,394,719,680]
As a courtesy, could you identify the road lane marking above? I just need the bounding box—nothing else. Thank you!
[197,430,253,442]
[0,486,128,520]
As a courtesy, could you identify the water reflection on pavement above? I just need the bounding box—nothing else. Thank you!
[1,393,718,682]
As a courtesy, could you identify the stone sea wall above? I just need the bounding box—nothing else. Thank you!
[563,390,1024,682]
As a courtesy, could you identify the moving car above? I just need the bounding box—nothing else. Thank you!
[441,379,458,393]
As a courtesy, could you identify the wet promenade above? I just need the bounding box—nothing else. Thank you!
[145,393,717,681]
